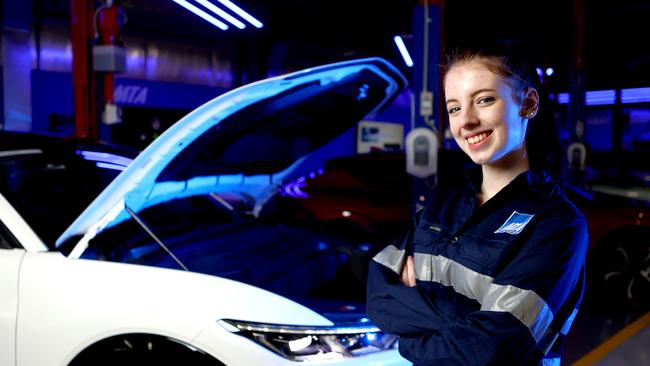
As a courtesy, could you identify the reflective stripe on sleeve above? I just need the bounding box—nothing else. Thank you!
[372,244,407,274]
[372,245,553,342]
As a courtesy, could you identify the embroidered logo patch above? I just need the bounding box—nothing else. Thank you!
[494,211,535,235]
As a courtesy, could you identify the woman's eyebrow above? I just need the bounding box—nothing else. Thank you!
[445,88,497,105]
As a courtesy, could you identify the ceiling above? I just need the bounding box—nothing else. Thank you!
[36,0,650,91]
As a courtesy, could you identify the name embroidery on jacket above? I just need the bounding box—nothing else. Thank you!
[494,211,535,235]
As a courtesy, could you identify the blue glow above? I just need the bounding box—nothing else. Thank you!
[556,87,650,106]
[536,68,543,78]
[393,36,413,67]
[365,333,377,341]
[558,93,570,104]
[282,176,308,198]
[96,162,127,171]
[360,317,370,323]
[357,84,369,101]
[171,0,229,30]
[358,244,371,252]
[545,68,554,77]
[317,242,329,251]
[214,0,263,28]
[195,0,246,29]
[77,150,133,167]
[622,87,650,103]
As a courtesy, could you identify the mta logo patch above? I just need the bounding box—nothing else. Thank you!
[495,211,535,235]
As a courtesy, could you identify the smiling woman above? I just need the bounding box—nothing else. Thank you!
[367,41,589,366]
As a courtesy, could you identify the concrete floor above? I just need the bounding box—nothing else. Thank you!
[563,288,650,366]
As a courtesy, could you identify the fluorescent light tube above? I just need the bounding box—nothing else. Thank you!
[214,0,263,28]
[172,0,229,30]
[393,35,413,67]
[196,0,246,29]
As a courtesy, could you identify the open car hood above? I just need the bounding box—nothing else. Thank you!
[56,57,406,255]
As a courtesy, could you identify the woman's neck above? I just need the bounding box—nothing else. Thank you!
[478,149,530,205]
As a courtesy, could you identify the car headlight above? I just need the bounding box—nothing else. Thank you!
[218,319,398,361]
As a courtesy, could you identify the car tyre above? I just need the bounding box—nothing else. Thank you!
[587,227,650,311]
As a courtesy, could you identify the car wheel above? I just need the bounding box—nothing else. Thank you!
[69,334,224,366]
[588,227,650,310]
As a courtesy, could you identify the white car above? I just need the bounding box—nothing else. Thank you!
[0,58,411,365]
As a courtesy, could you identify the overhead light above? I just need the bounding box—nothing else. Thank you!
[557,87,650,105]
[172,0,229,30]
[196,0,246,29]
[545,68,554,77]
[214,0,263,28]
[393,35,413,67]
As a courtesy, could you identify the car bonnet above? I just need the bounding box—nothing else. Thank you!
[56,57,406,256]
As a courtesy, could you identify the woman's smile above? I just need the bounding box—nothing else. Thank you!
[466,130,493,149]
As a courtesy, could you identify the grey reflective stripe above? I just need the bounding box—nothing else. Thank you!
[373,245,553,342]
[560,308,578,335]
[372,244,407,274]
[481,281,553,342]
[542,357,561,366]
[535,328,560,355]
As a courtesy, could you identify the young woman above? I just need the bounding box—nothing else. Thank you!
[367,44,588,365]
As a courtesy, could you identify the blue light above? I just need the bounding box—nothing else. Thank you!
[365,333,377,341]
[317,242,329,251]
[214,0,263,28]
[536,68,543,78]
[96,162,127,171]
[622,87,650,104]
[357,84,369,101]
[281,177,309,198]
[171,0,229,30]
[556,87,650,106]
[393,36,413,67]
[558,93,570,104]
[195,0,246,29]
[358,244,370,252]
[545,68,554,77]
[76,150,133,167]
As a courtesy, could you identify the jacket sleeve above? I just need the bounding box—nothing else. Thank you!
[367,207,588,366]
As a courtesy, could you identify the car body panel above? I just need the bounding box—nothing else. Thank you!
[0,249,24,366]
[14,251,332,365]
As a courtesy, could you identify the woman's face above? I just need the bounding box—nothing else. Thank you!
[444,59,530,167]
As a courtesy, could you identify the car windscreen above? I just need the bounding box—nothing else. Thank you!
[0,150,126,247]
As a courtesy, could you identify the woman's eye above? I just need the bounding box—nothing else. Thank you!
[477,96,495,104]
[448,106,460,114]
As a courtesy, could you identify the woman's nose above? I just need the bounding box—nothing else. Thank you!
[459,108,480,129]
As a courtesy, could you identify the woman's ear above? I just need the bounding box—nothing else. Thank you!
[520,87,539,118]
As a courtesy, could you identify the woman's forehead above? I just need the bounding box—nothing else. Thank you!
[445,63,508,93]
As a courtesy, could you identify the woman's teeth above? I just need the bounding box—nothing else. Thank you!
[468,132,489,145]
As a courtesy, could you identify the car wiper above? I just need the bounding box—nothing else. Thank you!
[124,205,189,271]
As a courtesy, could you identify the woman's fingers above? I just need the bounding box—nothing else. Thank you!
[406,255,416,287]
[401,255,416,287]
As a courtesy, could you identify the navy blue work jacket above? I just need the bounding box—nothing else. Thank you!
[367,169,588,366]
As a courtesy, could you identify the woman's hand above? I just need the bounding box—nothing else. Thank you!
[400,255,416,287]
